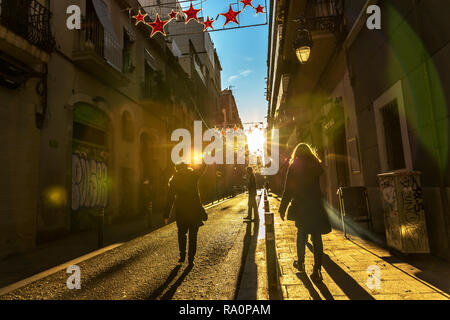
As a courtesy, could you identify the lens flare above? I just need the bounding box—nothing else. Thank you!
[43,186,67,208]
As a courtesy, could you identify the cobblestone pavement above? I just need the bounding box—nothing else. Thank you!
[0,194,250,300]
[269,196,450,300]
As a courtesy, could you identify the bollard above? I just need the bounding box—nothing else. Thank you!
[265,211,278,296]
[264,199,270,213]
[98,207,104,248]
[147,201,153,228]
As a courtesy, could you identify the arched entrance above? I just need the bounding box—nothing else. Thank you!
[71,103,110,230]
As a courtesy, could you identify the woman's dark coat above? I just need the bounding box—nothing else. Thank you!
[164,166,207,228]
[279,159,331,235]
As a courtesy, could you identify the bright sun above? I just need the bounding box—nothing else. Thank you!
[246,128,265,155]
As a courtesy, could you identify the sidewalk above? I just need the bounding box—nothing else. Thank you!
[236,191,269,300]
[269,195,450,300]
[0,214,163,289]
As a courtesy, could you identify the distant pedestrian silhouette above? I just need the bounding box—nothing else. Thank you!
[245,167,258,221]
[164,162,208,265]
[279,143,331,282]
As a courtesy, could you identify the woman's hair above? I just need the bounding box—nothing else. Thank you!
[289,143,322,166]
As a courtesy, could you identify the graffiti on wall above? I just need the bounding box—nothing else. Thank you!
[380,177,397,213]
[379,176,401,250]
[398,175,429,252]
[71,153,108,210]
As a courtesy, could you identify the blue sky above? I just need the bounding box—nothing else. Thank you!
[181,0,269,125]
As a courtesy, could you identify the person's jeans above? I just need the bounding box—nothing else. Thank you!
[178,224,200,261]
[297,229,323,270]
[247,194,258,220]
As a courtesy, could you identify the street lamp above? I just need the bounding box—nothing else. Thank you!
[294,28,313,64]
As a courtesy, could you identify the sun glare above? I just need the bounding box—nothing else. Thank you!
[246,128,265,155]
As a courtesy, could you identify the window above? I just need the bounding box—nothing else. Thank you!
[144,62,155,98]
[381,99,405,171]
[374,81,412,173]
[123,28,135,73]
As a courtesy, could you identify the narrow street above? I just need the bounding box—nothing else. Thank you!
[0,0,449,309]
[1,194,255,300]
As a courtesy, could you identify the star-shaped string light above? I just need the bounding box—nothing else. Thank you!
[240,0,255,9]
[183,2,202,24]
[147,13,170,37]
[168,9,178,20]
[220,4,242,26]
[132,10,148,26]
[202,16,215,31]
[255,4,265,14]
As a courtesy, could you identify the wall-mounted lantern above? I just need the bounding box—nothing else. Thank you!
[294,28,313,64]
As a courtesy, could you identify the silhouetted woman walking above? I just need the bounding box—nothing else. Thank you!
[164,162,207,265]
[279,143,331,282]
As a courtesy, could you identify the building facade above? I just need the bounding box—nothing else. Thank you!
[267,0,450,260]
[220,89,246,195]
[0,0,224,258]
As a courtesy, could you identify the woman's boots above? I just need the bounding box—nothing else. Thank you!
[293,260,306,273]
[310,266,323,282]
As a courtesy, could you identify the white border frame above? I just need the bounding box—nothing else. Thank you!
[373,80,413,173]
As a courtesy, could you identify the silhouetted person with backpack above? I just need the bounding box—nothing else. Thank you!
[164,162,207,265]
[279,143,331,282]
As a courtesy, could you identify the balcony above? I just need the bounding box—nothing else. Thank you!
[139,67,172,115]
[269,0,346,126]
[0,0,55,64]
[304,0,344,36]
[72,4,129,88]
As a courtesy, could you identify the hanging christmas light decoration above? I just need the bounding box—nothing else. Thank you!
[240,0,255,9]
[147,13,170,37]
[131,1,267,37]
[168,9,178,20]
[202,16,215,32]
[219,4,242,26]
[255,4,265,14]
[132,10,148,26]
[183,1,202,24]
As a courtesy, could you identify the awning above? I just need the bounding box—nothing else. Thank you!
[92,0,119,42]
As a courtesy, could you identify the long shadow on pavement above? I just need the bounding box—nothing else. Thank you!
[160,264,194,300]
[295,271,335,300]
[306,242,375,300]
[235,218,260,299]
[295,272,322,300]
[381,254,450,295]
[147,264,182,299]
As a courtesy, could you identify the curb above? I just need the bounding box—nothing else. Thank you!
[263,189,282,300]
[0,243,123,296]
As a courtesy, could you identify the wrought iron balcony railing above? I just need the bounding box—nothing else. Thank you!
[75,2,123,73]
[0,0,55,53]
[304,0,344,34]
[142,69,170,102]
